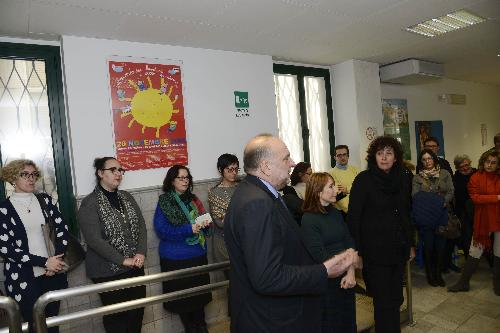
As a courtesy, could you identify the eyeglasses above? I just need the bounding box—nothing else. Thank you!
[19,171,40,180]
[225,167,240,173]
[336,153,348,158]
[424,144,438,148]
[102,167,126,175]
[175,176,190,181]
[459,163,471,169]
[421,157,433,162]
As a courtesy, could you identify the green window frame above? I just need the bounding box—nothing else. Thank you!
[273,63,336,167]
[0,42,77,234]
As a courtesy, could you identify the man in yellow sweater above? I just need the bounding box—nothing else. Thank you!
[329,145,359,214]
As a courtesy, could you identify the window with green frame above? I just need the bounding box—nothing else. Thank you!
[0,42,77,234]
[273,64,336,171]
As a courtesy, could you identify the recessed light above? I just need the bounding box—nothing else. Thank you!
[406,9,486,38]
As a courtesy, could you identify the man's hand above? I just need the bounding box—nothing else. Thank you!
[336,184,347,194]
[323,250,356,278]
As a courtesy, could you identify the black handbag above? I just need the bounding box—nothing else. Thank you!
[36,194,86,272]
[436,211,461,239]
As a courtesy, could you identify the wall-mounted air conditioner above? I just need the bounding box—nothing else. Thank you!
[380,59,444,84]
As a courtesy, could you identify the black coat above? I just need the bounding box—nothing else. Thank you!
[224,175,327,333]
[348,169,414,265]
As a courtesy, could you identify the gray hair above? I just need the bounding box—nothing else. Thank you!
[243,134,274,173]
[453,154,471,169]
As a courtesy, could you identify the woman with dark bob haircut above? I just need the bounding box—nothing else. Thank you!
[154,165,212,333]
[348,136,415,333]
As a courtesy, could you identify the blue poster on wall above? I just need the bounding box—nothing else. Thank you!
[415,121,445,158]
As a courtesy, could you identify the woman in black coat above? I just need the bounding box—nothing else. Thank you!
[348,136,415,333]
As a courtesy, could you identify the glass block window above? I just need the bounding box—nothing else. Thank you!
[0,59,58,202]
[304,76,331,172]
[273,64,335,173]
[274,74,304,163]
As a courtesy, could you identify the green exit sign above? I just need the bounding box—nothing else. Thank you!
[234,91,249,108]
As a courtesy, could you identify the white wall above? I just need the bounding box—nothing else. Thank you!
[331,60,382,169]
[381,79,500,170]
[61,36,277,196]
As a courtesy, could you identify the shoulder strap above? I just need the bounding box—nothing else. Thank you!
[34,193,53,226]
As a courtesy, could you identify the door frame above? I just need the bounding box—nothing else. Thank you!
[0,42,77,234]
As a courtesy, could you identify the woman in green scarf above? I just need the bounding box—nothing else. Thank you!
[154,164,212,333]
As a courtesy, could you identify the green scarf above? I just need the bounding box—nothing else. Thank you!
[158,191,206,248]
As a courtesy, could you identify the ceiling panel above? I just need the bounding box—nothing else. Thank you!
[0,0,30,35]
[131,0,233,22]
[28,1,126,37]
[32,0,140,13]
[317,0,404,18]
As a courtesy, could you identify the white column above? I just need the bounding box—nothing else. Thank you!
[331,60,382,170]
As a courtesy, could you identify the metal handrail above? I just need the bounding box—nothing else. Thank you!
[33,261,230,333]
[0,296,23,333]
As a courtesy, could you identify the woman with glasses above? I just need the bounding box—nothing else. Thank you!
[412,149,454,287]
[449,149,500,294]
[282,162,312,225]
[0,159,69,332]
[208,154,239,267]
[154,165,212,333]
[78,157,147,333]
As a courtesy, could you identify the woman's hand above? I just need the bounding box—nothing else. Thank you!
[45,254,65,272]
[133,254,145,268]
[192,223,202,234]
[122,258,135,267]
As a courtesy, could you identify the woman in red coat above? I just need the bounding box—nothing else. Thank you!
[449,148,500,294]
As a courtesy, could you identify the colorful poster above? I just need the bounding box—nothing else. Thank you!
[415,121,445,158]
[382,99,411,160]
[108,59,188,171]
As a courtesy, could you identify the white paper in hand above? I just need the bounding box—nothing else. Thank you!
[195,213,213,227]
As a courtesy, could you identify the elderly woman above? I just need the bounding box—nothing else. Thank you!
[154,165,212,333]
[412,149,454,287]
[78,157,147,333]
[452,154,477,256]
[301,172,358,332]
[348,136,415,333]
[282,162,312,224]
[0,159,69,332]
[208,153,239,266]
[449,149,500,294]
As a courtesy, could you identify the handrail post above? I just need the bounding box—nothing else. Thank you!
[406,260,416,326]
[0,296,23,333]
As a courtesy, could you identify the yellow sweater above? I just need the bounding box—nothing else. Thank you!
[329,165,359,213]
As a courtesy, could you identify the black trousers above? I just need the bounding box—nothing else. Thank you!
[19,273,67,333]
[92,268,146,333]
[363,262,405,333]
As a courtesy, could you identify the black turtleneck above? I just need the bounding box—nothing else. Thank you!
[99,184,120,210]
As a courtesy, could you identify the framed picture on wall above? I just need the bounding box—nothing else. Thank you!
[382,99,411,160]
[107,57,188,171]
[415,120,445,158]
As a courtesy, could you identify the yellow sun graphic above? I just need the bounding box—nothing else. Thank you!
[120,77,179,138]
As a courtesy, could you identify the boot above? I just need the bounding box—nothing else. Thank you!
[436,251,446,287]
[494,256,500,296]
[448,256,480,292]
[424,251,438,287]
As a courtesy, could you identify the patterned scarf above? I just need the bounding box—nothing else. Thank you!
[419,165,441,180]
[158,191,207,248]
[95,186,140,272]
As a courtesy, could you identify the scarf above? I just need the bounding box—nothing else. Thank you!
[367,161,403,194]
[419,165,441,179]
[158,191,208,248]
[335,164,348,170]
[95,186,140,272]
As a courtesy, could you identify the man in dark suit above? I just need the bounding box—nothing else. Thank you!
[224,134,355,332]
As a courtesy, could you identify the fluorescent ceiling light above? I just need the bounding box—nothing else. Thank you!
[406,9,486,37]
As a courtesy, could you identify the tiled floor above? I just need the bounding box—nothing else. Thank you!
[208,258,500,333]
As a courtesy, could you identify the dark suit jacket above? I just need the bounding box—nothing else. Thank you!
[224,175,327,332]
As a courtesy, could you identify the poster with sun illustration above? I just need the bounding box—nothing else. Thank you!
[108,59,188,171]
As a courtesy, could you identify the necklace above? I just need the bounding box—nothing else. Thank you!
[11,194,34,213]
